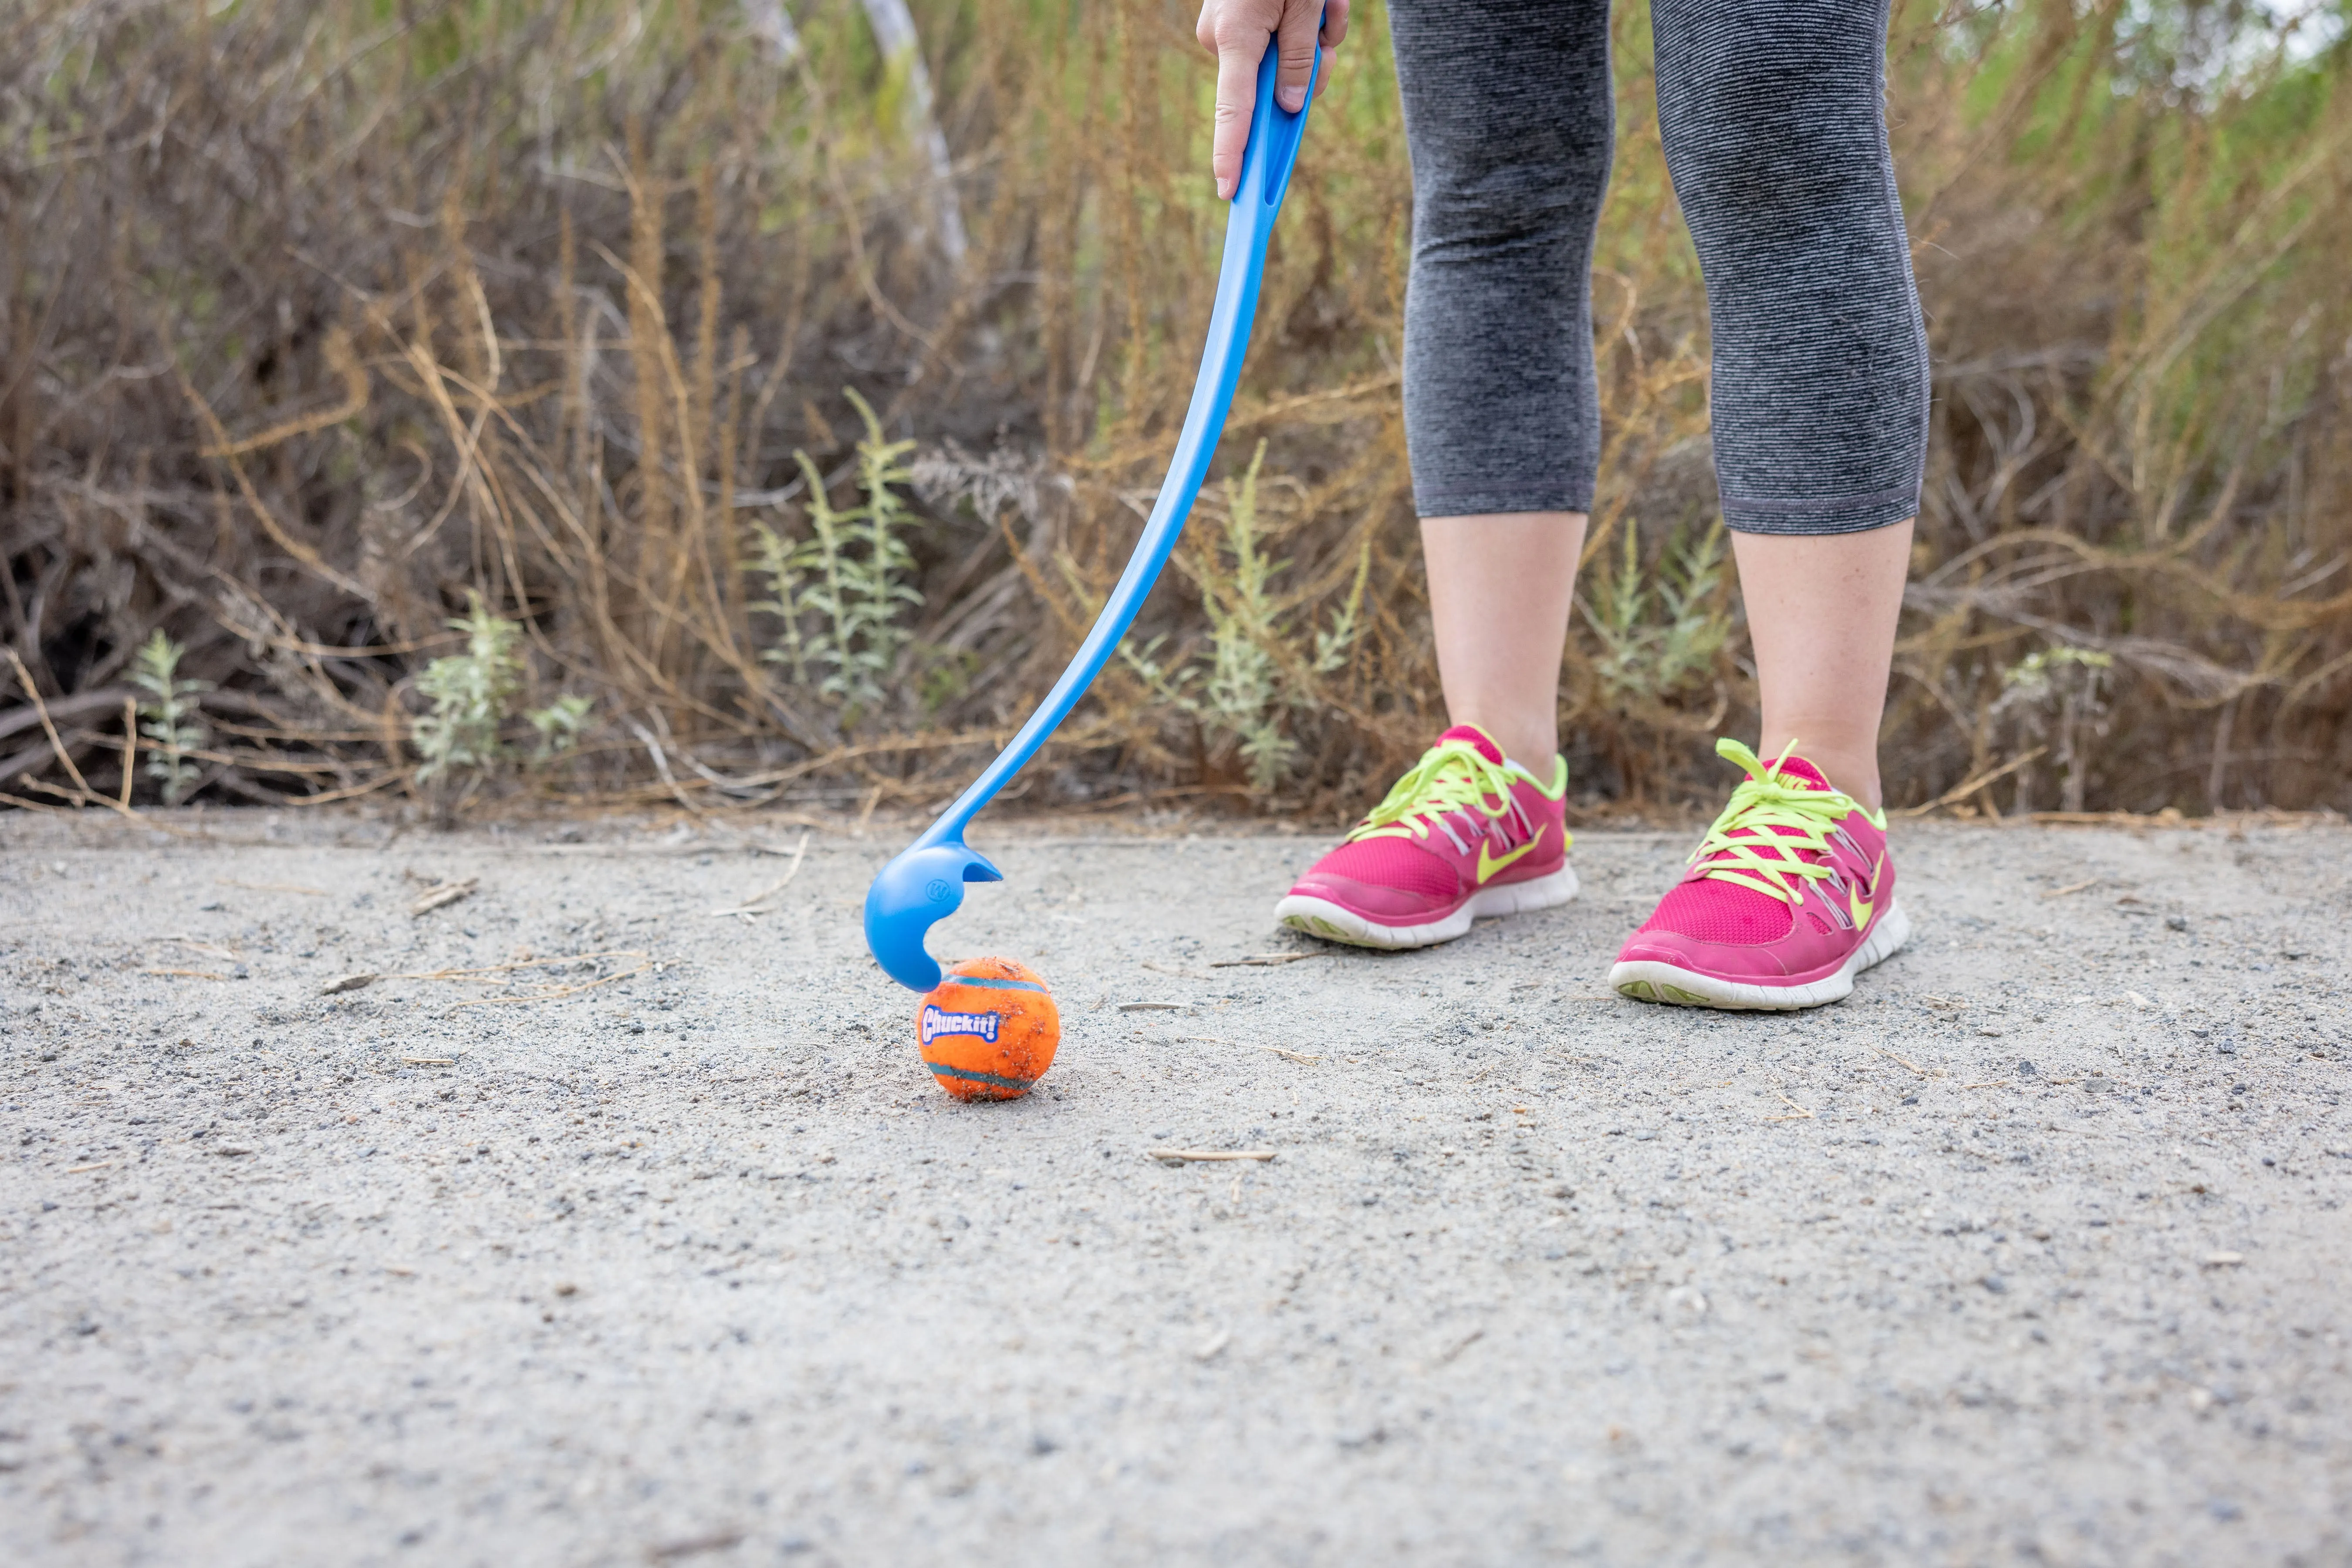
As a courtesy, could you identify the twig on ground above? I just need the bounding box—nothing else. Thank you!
[400,1056,457,1067]
[397,949,648,981]
[1210,951,1329,968]
[675,749,783,803]
[410,878,478,916]
[0,662,210,834]
[1875,1049,1934,1078]
[14,782,217,839]
[745,832,819,854]
[626,717,705,817]
[2040,879,2099,898]
[0,789,76,816]
[447,959,654,1008]
[1062,784,1252,816]
[1960,1081,2010,1090]
[1896,747,2048,818]
[8,649,99,800]
[153,935,239,959]
[142,967,226,980]
[285,772,406,808]
[64,1161,113,1174]
[323,949,651,997]
[219,879,330,895]
[118,698,136,809]
[1148,1148,1276,1163]
[17,776,104,810]
[706,830,812,916]
[1140,961,1212,978]
[1174,1035,1317,1063]
[1764,1092,1816,1122]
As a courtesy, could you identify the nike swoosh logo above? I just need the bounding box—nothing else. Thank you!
[1845,852,1883,927]
[1477,830,1544,885]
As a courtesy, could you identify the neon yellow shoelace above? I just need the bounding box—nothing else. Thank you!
[1689,738,1880,904]
[1352,736,1558,843]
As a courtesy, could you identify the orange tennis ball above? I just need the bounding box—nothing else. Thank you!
[915,957,1059,1101]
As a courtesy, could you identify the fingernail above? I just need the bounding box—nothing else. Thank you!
[1278,86,1304,112]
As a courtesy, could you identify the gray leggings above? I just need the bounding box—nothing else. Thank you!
[1393,0,1929,534]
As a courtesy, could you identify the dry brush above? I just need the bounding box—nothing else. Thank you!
[2,0,2346,822]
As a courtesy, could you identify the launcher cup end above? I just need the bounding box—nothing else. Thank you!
[864,840,1004,992]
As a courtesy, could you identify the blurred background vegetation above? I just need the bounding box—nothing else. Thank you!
[3,0,2347,822]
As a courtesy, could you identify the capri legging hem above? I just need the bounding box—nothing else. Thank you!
[1392,0,1930,539]
[1718,482,1921,537]
[1409,485,1917,533]
[1414,487,1597,520]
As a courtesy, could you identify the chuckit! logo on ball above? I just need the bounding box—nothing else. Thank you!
[920,1004,1000,1045]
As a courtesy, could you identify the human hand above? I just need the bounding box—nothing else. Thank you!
[1194,0,1348,199]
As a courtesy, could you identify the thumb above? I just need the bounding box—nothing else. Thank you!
[1274,0,1319,114]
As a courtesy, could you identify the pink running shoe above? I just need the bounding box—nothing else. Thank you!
[1609,738,1910,1011]
[1275,725,1576,949]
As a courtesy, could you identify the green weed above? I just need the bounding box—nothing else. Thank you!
[1122,443,1372,793]
[412,594,523,786]
[1995,646,2115,813]
[749,388,924,725]
[1581,519,1734,712]
[1313,540,1374,676]
[128,630,210,806]
[412,593,591,789]
[528,695,595,763]
[746,521,812,691]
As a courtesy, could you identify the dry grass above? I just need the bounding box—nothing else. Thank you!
[3,0,2347,821]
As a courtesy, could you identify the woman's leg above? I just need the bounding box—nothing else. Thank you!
[1393,0,1613,765]
[1273,0,1610,950]
[1654,0,1927,802]
[1734,522,1913,810]
[1421,512,1588,769]
[1610,0,1927,1008]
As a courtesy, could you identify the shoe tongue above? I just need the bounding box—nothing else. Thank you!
[1765,753,1832,792]
[1437,725,1504,766]
[1705,749,1835,866]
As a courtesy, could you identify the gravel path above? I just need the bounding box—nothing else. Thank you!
[3,809,2348,1566]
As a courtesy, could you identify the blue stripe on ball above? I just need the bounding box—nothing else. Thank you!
[927,1062,1035,1090]
[943,974,1049,995]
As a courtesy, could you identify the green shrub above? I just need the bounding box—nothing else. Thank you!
[412,594,592,791]
[749,388,924,725]
[128,631,210,805]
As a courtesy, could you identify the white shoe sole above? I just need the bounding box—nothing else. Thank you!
[1608,900,1913,1012]
[1274,865,1580,951]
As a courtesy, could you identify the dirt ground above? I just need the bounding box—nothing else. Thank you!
[1,806,2347,1566]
